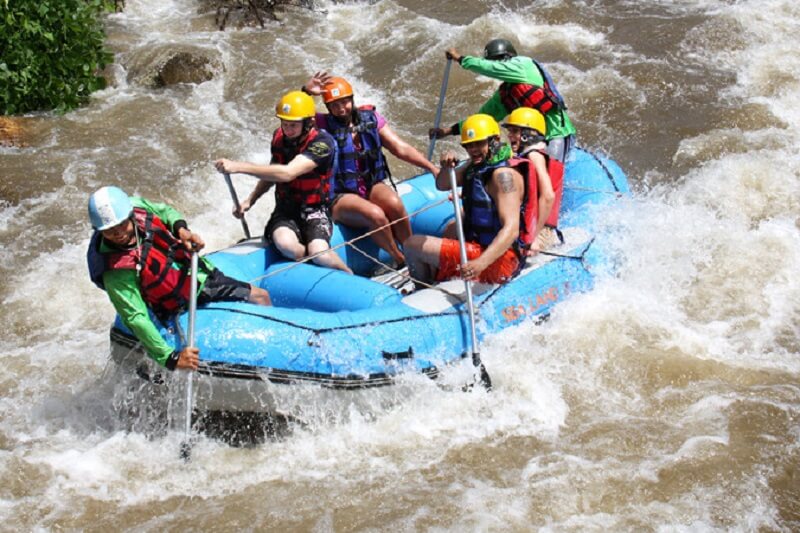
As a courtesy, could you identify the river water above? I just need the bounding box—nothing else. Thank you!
[2,0,799,530]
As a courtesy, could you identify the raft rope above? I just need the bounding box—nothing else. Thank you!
[244,159,609,304]
[116,153,613,364]
[245,196,465,298]
[198,233,597,336]
[245,147,619,292]
[579,147,622,193]
[540,237,595,271]
[202,237,594,335]
[563,185,624,196]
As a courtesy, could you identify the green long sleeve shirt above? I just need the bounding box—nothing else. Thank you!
[458,55,576,140]
[100,197,212,368]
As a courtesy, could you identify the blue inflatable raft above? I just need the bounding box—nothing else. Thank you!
[109,147,629,418]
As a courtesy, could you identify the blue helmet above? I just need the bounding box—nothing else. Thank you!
[88,186,133,231]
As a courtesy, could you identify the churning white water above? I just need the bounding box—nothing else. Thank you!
[1,0,799,530]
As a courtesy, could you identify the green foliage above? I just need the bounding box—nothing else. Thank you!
[0,0,115,115]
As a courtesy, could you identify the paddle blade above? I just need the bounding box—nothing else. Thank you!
[478,361,492,391]
[180,439,191,462]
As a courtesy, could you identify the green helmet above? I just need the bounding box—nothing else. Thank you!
[484,38,517,60]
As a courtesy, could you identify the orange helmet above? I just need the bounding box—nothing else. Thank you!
[322,77,354,104]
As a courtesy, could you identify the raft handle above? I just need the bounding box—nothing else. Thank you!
[382,347,414,360]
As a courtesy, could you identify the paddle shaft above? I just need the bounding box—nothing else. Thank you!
[180,251,199,461]
[447,167,490,389]
[223,172,251,239]
[427,58,453,162]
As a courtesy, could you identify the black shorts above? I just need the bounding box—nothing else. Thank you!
[197,268,252,304]
[265,204,332,245]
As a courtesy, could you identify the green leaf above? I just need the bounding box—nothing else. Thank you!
[0,0,114,114]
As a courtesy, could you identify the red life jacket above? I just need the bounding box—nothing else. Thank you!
[104,208,198,318]
[497,58,567,116]
[521,144,563,228]
[546,156,564,228]
[270,127,333,208]
[499,81,555,114]
[514,156,539,250]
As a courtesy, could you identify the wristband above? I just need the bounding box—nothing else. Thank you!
[165,350,180,371]
[451,122,461,136]
[300,85,311,95]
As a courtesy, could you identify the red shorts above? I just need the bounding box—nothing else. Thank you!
[436,239,519,284]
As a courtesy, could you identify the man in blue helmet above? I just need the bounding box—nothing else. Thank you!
[86,186,271,371]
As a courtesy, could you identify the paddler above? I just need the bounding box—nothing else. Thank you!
[430,38,576,238]
[87,186,271,371]
[502,107,557,253]
[215,90,352,274]
[303,73,439,267]
[404,114,536,286]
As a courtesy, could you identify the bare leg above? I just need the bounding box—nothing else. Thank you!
[307,239,353,274]
[271,226,306,261]
[248,285,272,306]
[370,182,412,247]
[441,219,458,240]
[333,192,405,265]
[403,234,444,286]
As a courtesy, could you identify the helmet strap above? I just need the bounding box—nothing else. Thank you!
[519,129,545,149]
[488,136,500,157]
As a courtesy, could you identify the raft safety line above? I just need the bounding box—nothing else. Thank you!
[113,326,451,389]
[195,238,597,334]
[539,237,595,261]
[246,196,450,286]
[580,147,621,192]
[474,237,596,309]
[196,237,592,335]
[197,302,480,335]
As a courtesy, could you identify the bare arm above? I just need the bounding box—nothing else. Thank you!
[235,179,274,218]
[436,150,467,191]
[302,71,331,96]
[379,125,439,175]
[215,154,318,183]
[467,168,523,275]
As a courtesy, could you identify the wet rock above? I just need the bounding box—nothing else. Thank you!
[204,0,319,30]
[0,117,29,148]
[157,51,218,86]
[126,45,223,89]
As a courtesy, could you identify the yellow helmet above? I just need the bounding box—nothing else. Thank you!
[503,107,546,136]
[275,91,316,121]
[460,114,500,145]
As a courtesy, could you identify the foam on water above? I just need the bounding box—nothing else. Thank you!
[2,0,800,529]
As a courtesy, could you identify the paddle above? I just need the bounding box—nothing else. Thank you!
[223,172,251,239]
[427,58,452,162]
[447,166,492,390]
[179,250,199,461]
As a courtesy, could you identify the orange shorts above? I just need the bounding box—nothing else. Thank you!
[436,239,519,284]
